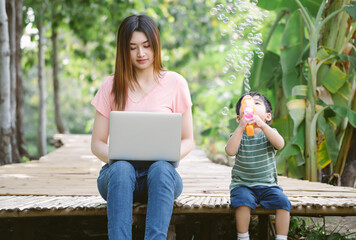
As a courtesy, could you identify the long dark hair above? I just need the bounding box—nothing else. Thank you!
[112,15,164,110]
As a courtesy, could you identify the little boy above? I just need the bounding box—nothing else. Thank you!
[225,92,291,240]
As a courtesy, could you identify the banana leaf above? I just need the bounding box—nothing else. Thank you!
[321,65,348,93]
[257,0,324,16]
[316,136,331,169]
[345,1,356,20]
[317,115,339,165]
[329,105,356,128]
[280,11,308,98]
[287,99,306,135]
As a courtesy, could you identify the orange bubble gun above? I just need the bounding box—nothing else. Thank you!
[240,95,255,136]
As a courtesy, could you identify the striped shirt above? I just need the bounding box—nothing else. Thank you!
[230,129,278,191]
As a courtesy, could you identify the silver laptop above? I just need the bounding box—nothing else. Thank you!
[108,111,182,167]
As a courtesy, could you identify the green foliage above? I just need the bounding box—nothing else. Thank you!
[20,0,356,179]
[288,217,356,239]
[255,0,356,181]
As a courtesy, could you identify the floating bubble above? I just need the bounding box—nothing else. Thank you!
[247,52,254,59]
[257,52,264,58]
[234,0,243,7]
[221,107,229,116]
[223,66,229,73]
[251,27,258,33]
[251,0,258,6]
[244,70,251,78]
[225,6,232,13]
[255,38,263,45]
[228,21,237,30]
[217,4,224,11]
[228,75,236,84]
[231,7,237,14]
[221,29,227,36]
[234,66,241,72]
[223,17,229,23]
[217,13,225,21]
[247,33,254,39]
[210,8,218,16]
[263,10,269,17]
[255,33,262,38]
[237,25,245,32]
[246,16,253,24]
[232,33,239,40]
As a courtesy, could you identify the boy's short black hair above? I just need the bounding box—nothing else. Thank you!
[235,92,273,124]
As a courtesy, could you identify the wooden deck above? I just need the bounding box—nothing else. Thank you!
[0,134,356,218]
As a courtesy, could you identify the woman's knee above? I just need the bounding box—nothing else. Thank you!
[149,161,175,175]
[108,161,135,183]
[147,161,175,184]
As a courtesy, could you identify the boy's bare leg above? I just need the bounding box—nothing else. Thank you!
[235,206,251,233]
[275,209,290,235]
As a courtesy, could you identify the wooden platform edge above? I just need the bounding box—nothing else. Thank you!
[1,200,356,218]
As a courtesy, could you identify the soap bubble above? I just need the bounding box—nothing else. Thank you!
[246,16,253,24]
[251,0,258,6]
[223,17,229,23]
[234,0,243,7]
[217,4,224,11]
[210,8,218,16]
[255,33,262,38]
[232,32,239,40]
[244,70,251,78]
[221,107,229,116]
[255,38,263,45]
[228,21,237,30]
[221,29,228,36]
[223,66,229,73]
[228,75,236,84]
[257,52,264,58]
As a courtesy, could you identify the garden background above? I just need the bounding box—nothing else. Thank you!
[1,0,356,189]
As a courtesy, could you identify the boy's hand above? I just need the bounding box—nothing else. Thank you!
[237,116,249,131]
[252,115,267,128]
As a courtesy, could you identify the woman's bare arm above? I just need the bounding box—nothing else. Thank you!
[91,111,110,163]
[180,107,194,159]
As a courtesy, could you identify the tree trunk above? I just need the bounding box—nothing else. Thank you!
[15,0,29,158]
[6,0,20,163]
[341,127,356,187]
[52,10,66,134]
[37,10,46,157]
[0,0,12,165]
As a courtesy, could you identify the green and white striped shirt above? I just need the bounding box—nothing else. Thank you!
[230,129,278,191]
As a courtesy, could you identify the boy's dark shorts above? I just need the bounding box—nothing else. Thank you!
[230,185,291,212]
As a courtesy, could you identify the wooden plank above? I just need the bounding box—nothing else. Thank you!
[0,134,356,218]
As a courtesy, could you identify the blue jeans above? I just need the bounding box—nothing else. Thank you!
[97,160,183,240]
[230,185,291,211]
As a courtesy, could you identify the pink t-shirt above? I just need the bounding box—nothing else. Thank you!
[91,71,192,119]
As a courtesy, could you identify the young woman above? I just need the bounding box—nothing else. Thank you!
[91,15,194,240]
